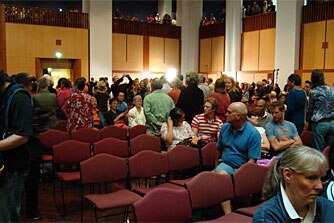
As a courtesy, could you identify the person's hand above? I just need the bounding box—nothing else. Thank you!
[128,113,135,118]
[279,136,290,141]
[191,136,199,145]
[167,118,173,126]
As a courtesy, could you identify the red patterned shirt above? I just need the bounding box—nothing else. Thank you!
[191,113,223,142]
[66,91,93,132]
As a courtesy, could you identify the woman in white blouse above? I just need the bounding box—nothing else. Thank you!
[128,95,146,127]
[161,107,195,150]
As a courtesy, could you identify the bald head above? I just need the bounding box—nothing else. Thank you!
[229,102,248,116]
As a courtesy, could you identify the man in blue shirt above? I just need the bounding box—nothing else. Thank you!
[116,91,128,113]
[215,102,261,214]
[265,101,302,156]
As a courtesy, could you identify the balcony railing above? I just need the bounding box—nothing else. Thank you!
[302,1,334,24]
[199,22,225,39]
[112,19,181,39]
[242,12,276,32]
[2,4,88,29]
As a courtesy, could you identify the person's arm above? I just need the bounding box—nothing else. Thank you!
[164,119,174,145]
[261,132,270,152]
[114,111,127,123]
[285,92,295,114]
[215,148,222,167]
[0,134,29,151]
[143,99,162,127]
[291,136,303,147]
[268,136,294,152]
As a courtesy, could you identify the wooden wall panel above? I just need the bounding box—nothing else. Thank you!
[149,37,165,72]
[199,38,212,73]
[127,35,143,71]
[211,36,224,72]
[325,20,334,69]
[165,38,180,70]
[259,28,275,70]
[301,73,312,86]
[0,4,6,71]
[238,72,269,84]
[5,23,88,78]
[302,21,326,70]
[324,72,334,86]
[242,31,259,71]
[112,33,127,70]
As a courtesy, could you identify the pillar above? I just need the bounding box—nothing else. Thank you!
[225,0,242,75]
[177,0,202,76]
[275,0,303,88]
[83,0,113,80]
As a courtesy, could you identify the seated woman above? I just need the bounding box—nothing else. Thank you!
[322,142,334,201]
[128,95,146,128]
[91,97,107,129]
[104,98,127,126]
[253,146,334,223]
[161,107,195,151]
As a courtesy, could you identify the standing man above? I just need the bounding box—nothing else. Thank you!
[0,69,33,222]
[144,78,174,136]
[215,102,261,214]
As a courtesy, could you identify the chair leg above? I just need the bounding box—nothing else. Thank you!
[60,181,66,217]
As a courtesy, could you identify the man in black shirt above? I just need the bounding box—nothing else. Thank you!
[0,69,33,222]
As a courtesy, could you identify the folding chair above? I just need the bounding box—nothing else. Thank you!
[200,142,217,170]
[133,188,192,222]
[186,171,252,222]
[80,154,141,222]
[101,125,128,140]
[323,146,330,162]
[128,124,147,139]
[128,150,182,196]
[129,134,161,155]
[71,128,101,144]
[300,130,314,148]
[233,163,269,217]
[93,138,129,157]
[52,140,91,216]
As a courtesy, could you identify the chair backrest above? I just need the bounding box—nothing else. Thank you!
[323,146,330,162]
[80,154,127,184]
[55,120,68,132]
[167,145,200,171]
[39,129,69,149]
[232,163,269,197]
[134,188,192,222]
[200,142,217,167]
[128,150,169,178]
[300,130,314,148]
[93,138,129,158]
[130,134,161,155]
[53,140,91,164]
[186,171,234,209]
[128,124,147,139]
[101,125,128,140]
[71,128,101,144]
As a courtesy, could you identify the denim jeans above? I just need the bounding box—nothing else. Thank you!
[0,168,29,222]
[312,119,334,151]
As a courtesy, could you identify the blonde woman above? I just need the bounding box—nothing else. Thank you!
[224,76,242,102]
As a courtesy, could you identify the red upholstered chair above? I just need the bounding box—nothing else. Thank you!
[101,125,128,140]
[55,120,68,132]
[128,124,147,139]
[52,140,91,216]
[93,138,129,157]
[167,145,200,186]
[200,142,217,170]
[71,128,101,144]
[128,150,182,195]
[323,146,330,162]
[80,154,141,222]
[300,130,315,148]
[129,134,161,155]
[133,188,192,222]
[186,171,252,222]
[234,163,269,217]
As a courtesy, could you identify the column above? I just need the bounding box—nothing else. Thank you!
[177,0,202,76]
[83,0,113,80]
[225,0,242,74]
[158,0,172,20]
[275,0,303,88]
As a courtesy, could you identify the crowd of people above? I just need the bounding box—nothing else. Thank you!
[0,67,333,221]
[243,0,276,17]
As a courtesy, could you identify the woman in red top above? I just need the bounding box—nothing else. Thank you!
[207,78,230,122]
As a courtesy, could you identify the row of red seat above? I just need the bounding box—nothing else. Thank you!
[80,153,269,222]
[54,121,147,141]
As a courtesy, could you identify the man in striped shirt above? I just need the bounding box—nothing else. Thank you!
[191,97,223,143]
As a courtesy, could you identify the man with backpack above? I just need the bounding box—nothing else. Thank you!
[0,69,33,222]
